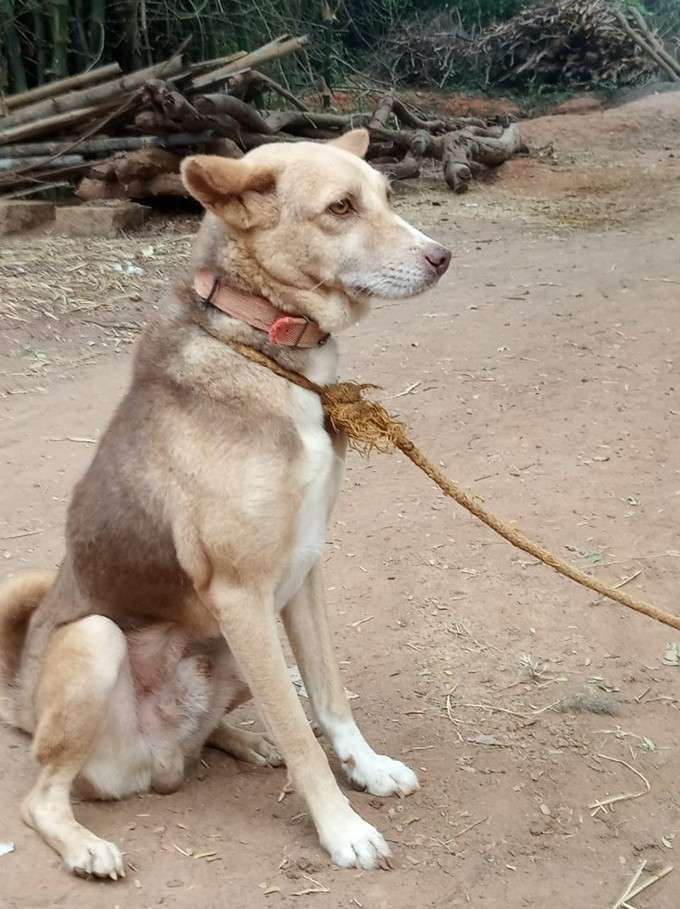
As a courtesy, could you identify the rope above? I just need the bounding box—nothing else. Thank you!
[227,340,680,633]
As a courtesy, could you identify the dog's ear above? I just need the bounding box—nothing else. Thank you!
[181,155,277,229]
[329,128,369,159]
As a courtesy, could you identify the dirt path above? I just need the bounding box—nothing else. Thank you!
[1,102,680,908]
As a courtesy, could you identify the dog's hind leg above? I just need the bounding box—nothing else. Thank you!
[22,615,127,880]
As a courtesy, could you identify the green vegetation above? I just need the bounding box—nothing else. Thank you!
[0,1,675,96]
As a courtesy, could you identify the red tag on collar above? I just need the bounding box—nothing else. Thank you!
[269,316,312,347]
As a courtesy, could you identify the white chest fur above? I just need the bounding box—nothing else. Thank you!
[274,344,342,610]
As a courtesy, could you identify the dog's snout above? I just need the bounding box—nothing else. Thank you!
[424,243,451,277]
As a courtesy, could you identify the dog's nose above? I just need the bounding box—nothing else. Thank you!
[424,243,451,276]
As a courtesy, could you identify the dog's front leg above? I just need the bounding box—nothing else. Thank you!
[205,578,391,869]
[282,565,419,798]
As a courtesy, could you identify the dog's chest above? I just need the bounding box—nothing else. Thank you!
[274,347,342,609]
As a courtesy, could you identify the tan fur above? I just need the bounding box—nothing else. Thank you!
[0,570,55,725]
[1,129,450,878]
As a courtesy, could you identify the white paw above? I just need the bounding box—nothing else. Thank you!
[319,809,392,870]
[64,832,125,880]
[343,753,419,798]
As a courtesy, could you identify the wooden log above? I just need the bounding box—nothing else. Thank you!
[90,159,117,181]
[0,97,129,145]
[441,132,474,193]
[0,55,185,131]
[193,93,272,133]
[0,132,215,158]
[2,180,70,200]
[189,51,247,77]
[142,81,213,132]
[146,173,187,196]
[114,148,181,184]
[2,62,122,111]
[0,154,83,171]
[0,156,105,188]
[373,157,420,181]
[471,123,523,166]
[225,70,309,111]
[77,177,128,201]
[409,123,522,192]
[190,35,309,92]
[78,171,187,202]
[265,110,372,133]
[369,95,395,129]
[133,111,173,133]
[391,98,487,132]
[204,137,244,159]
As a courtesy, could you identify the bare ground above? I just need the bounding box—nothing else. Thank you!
[1,94,679,909]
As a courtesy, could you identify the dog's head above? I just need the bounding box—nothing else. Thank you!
[181,130,450,331]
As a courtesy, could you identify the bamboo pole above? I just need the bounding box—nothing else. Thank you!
[49,0,70,80]
[0,55,185,131]
[612,8,680,82]
[2,63,122,112]
[627,6,680,78]
[0,154,84,171]
[0,98,127,146]
[0,132,215,158]
[190,35,309,91]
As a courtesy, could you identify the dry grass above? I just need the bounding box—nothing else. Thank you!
[0,218,195,329]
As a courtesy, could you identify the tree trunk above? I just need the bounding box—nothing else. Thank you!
[0,0,28,93]
[33,2,47,86]
[49,0,70,79]
[88,0,106,58]
[127,1,143,71]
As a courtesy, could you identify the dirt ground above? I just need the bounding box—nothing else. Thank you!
[1,93,679,909]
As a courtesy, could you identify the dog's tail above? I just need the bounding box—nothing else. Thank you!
[0,570,55,726]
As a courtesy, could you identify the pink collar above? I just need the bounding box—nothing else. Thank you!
[194,267,328,348]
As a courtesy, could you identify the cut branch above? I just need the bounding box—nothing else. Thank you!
[190,34,309,92]
[0,55,185,132]
[2,64,122,111]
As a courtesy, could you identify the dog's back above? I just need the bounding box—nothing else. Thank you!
[0,571,54,726]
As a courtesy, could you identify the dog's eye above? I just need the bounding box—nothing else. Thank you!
[328,198,352,216]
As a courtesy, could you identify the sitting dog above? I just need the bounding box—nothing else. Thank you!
[0,129,450,879]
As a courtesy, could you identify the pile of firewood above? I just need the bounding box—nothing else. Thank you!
[479,0,677,87]
[0,35,308,195]
[0,34,525,199]
[377,0,680,89]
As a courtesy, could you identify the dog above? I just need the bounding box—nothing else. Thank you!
[0,128,450,879]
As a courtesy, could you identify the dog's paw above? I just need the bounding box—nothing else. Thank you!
[241,732,283,768]
[319,810,392,870]
[208,725,283,767]
[63,832,125,881]
[343,753,419,798]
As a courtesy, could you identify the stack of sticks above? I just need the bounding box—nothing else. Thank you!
[0,33,524,200]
